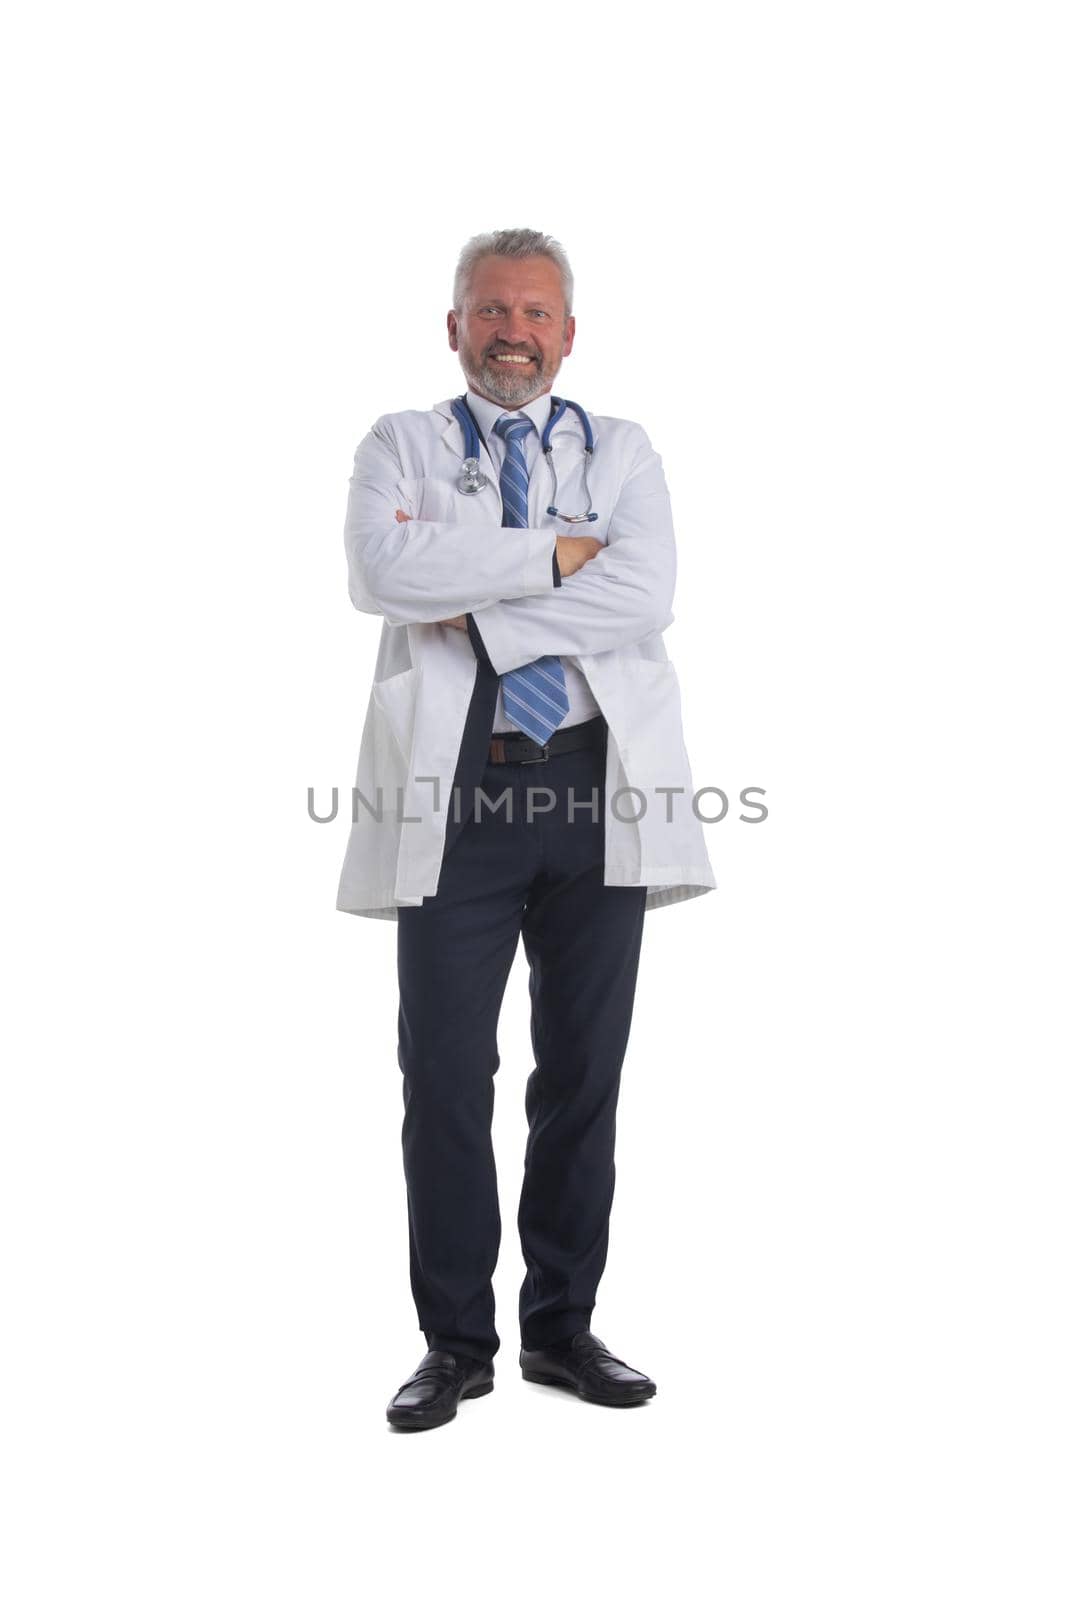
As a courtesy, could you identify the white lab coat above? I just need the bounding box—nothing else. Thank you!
[336,396,717,920]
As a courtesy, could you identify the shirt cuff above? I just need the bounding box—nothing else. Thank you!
[552,548,562,587]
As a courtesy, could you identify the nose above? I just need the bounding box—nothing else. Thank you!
[497,309,533,344]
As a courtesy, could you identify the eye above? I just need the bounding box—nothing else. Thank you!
[529,310,548,319]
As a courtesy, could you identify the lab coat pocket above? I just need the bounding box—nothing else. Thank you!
[396,475,462,523]
[372,664,420,763]
[397,473,501,528]
[614,658,703,867]
[615,658,690,792]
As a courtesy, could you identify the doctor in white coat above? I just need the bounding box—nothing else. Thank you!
[337,229,715,1432]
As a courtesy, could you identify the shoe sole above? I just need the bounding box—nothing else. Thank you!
[521,1369,656,1406]
[386,1378,494,1431]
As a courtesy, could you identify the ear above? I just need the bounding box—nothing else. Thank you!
[447,310,459,352]
[562,315,576,358]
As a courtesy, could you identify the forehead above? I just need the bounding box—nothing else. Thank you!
[465,253,565,306]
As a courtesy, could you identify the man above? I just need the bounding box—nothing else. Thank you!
[336,228,716,1431]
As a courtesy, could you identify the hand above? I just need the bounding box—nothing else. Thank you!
[555,534,602,578]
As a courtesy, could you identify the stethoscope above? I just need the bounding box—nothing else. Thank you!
[450,394,599,524]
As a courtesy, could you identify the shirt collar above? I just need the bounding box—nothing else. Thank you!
[464,386,553,445]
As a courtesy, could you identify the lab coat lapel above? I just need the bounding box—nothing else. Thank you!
[432,397,468,462]
[431,397,504,515]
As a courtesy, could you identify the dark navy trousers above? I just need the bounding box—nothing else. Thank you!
[395,712,648,1363]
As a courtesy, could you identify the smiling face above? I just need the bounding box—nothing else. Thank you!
[448,254,575,408]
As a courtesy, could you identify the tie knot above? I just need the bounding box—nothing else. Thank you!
[493,414,535,442]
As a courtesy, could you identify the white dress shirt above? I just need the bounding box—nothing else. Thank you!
[463,387,603,734]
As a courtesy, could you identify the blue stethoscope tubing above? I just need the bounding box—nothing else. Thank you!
[450,394,599,523]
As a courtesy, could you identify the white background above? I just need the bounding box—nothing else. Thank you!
[3,2,1064,1595]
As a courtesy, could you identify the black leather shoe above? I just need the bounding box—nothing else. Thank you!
[386,1349,495,1431]
[520,1330,657,1406]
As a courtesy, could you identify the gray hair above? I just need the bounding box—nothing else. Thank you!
[452,228,574,320]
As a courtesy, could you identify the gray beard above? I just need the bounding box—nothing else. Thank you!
[464,353,552,408]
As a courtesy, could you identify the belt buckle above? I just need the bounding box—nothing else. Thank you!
[520,741,550,764]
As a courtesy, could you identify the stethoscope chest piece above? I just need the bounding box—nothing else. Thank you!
[458,456,490,495]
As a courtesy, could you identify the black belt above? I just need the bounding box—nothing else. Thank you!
[487,713,607,765]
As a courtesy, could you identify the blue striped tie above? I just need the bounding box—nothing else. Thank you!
[493,413,569,746]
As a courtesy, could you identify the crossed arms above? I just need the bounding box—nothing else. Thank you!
[344,417,677,672]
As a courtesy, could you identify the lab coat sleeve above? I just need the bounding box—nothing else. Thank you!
[344,418,558,625]
[462,426,677,673]
[465,547,561,658]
